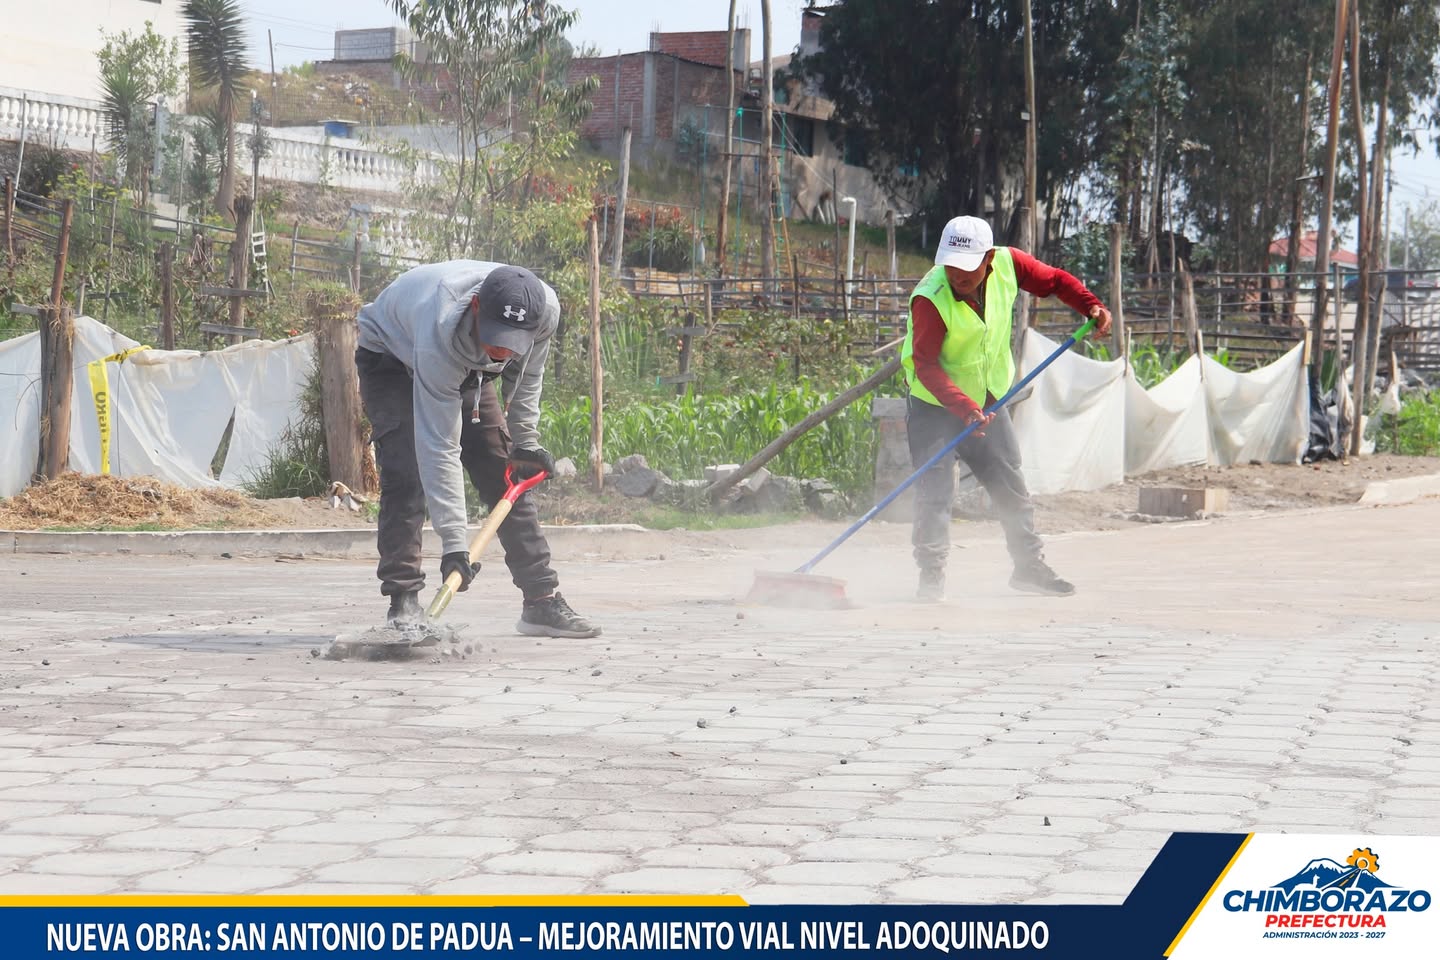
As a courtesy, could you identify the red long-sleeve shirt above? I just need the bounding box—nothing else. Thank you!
[911,247,1103,415]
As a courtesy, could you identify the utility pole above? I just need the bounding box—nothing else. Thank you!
[1019,0,1039,343]
[1310,0,1351,379]
[759,0,776,285]
[716,0,738,277]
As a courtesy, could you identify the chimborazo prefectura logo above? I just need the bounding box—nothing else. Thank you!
[1224,846,1432,937]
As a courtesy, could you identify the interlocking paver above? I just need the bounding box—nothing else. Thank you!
[1,500,1436,900]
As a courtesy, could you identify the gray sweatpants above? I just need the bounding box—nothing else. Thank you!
[355,347,559,601]
[906,395,1043,572]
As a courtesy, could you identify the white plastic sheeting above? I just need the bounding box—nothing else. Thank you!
[0,316,315,498]
[1012,330,1310,495]
[1010,330,1127,495]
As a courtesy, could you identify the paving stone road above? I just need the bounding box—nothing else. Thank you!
[1,501,1436,902]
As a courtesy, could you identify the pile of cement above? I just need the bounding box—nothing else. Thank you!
[323,619,472,661]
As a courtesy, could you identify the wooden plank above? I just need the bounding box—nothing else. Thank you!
[1138,486,1228,518]
[659,372,698,385]
[199,322,260,339]
[10,303,41,316]
[200,285,268,299]
[663,326,709,337]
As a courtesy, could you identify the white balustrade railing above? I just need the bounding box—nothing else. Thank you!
[0,87,442,195]
[0,86,106,151]
[236,123,441,195]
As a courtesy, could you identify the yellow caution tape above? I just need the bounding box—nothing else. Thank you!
[87,346,150,475]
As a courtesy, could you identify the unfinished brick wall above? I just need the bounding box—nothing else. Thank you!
[568,53,738,146]
[651,31,732,68]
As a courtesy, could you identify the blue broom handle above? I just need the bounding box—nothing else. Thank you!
[796,318,1097,575]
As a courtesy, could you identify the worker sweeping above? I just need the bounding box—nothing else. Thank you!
[355,260,601,638]
[903,216,1112,602]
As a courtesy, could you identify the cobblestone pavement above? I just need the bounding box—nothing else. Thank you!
[1,501,1436,902]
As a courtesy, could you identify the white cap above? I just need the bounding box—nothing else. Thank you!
[934,215,994,270]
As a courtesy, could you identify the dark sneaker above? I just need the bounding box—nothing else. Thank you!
[387,591,424,624]
[916,568,945,603]
[517,593,602,638]
[1010,557,1075,596]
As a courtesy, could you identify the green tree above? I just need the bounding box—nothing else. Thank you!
[97,22,183,209]
[792,0,1127,241]
[1390,200,1440,273]
[182,0,249,222]
[385,0,602,314]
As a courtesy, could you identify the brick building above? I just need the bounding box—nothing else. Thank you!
[567,30,751,155]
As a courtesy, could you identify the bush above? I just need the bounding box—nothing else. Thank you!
[242,357,329,499]
[1377,389,1440,457]
[539,379,880,496]
[19,145,72,198]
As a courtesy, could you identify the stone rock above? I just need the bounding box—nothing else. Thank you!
[615,454,649,474]
[703,463,741,483]
[601,462,614,477]
[614,466,667,498]
[810,490,849,520]
[749,474,803,513]
[656,477,708,508]
[736,466,771,494]
[552,457,578,480]
[952,475,992,519]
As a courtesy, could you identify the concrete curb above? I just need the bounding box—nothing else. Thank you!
[1358,472,1440,505]
[2,523,659,559]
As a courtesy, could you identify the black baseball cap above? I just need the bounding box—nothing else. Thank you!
[472,266,546,354]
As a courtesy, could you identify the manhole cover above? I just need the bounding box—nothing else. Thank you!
[105,632,332,653]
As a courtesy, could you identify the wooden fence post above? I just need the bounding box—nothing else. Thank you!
[50,199,74,310]
[311,289,367,492]
[38,305,75,481]
[588,220,604,491]
[227,196,253,344]
[1179,258,1201,357]
[611,128,631,279]
[1109,222,1127,358]
[351,232,363,293]
[3,176,14,261]
[158,242,176,350]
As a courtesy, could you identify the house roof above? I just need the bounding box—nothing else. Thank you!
[1269,231,1359,266]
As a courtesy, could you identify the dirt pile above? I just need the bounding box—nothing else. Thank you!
[0,474,278,531]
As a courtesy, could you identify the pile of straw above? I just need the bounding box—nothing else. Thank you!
[0,473,278,530]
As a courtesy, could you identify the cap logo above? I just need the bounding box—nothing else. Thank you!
[947,233,975,248]
[502,305,527,323]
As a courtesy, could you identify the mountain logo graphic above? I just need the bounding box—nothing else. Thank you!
[1271,847,1393,894]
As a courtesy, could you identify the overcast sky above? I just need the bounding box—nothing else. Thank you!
[240,0,808,69]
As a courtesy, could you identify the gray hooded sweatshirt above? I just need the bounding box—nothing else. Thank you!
[356,260,559,558]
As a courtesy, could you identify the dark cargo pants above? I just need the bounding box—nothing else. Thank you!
[906,394,1043,572]
[355,347,559,601]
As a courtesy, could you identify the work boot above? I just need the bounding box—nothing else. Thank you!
[517,593,601,638]
[1010,556,1075,596]
[916,568,945,603]
[387,591,424,624]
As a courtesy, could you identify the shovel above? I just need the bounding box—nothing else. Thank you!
[746,317,1097,609]
[426,465,550,620]
[325,466,548,659]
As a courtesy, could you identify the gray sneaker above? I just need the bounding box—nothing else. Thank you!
[916,568,945,603]
[517,593,601,638]
[387,591,424,624]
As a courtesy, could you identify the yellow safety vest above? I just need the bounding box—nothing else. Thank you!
[901,248,1019,406]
